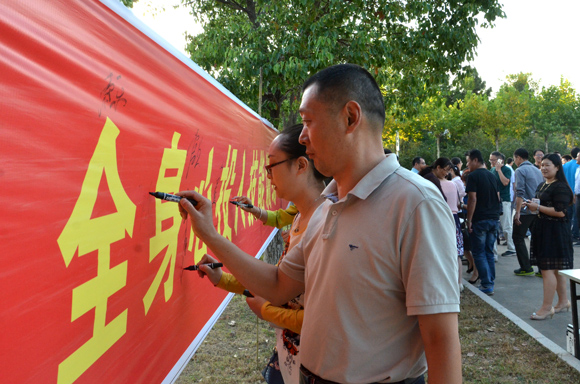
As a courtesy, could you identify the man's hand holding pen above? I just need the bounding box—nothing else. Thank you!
[176,190,217,243]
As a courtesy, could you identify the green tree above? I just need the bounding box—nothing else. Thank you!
[410,95,458,158]
[445,66,492,106]
[532,78,580,151]
[487,84,531,150]
[504,72,539,94]
[178,0,504,128]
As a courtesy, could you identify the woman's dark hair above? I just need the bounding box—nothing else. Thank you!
[450,165,461,177]
[278,124,325,181]
[542,153,567,184]
[542,153,574,205]
[419,157,451,177]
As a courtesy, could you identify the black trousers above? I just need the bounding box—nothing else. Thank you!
[512,214,536,271]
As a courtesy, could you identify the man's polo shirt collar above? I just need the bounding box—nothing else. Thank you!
[320,155,398,203]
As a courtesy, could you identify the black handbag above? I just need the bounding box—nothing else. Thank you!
[262,347,284,384]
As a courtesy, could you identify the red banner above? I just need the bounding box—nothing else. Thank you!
[0,1,282,383]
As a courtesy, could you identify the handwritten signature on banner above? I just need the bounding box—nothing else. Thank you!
[56,118,275,384]
[98,73,127,117]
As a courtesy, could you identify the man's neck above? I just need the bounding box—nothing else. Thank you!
[334,152,386,200]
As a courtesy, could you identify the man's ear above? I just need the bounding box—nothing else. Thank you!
[344,100,362,133]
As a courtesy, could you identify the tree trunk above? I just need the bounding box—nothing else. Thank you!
[436,135,440,158]
[544,134,549,153]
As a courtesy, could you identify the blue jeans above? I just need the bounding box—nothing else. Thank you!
[470,219,499,290]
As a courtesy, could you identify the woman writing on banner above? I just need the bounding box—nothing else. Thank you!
[232,196,297,228]
[230,197,297,246]
[523,153,574,320]
[195,124,326,384]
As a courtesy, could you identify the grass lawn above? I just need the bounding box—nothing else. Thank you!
[177,289,580,383]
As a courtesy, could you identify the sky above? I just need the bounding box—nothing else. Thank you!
[132,0,580,95]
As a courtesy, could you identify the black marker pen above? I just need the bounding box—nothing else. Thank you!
[149,191,197,206]
[229,200,254,209]
[183,263,223,271]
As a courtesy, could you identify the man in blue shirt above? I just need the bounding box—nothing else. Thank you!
[563,147,580,240]
[411,157,426,174]
[512,148,543,276]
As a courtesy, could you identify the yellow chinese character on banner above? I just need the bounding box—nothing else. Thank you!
[188,148,214,263]
[244,150,259,214]
[56,118,135,384]
[215,145,237,241]
[245,149,269,211]
[233,150,247,232]
[143,132,186,315]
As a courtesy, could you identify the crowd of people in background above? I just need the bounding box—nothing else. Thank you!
[408,146,576,320]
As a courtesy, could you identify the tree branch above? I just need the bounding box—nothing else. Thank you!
[182,0,260,27]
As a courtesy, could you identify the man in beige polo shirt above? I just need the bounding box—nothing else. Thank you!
[178,64,461,384]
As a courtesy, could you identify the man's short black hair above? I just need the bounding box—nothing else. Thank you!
[490,151,505,161]
[571,147,580,159]
[467,149,484,164]
[514,148,529,160]
[302,64,385,128]
[412,156,423,166]
[533,149,544,156]
[507,157,513,164]
[563,154,573,161]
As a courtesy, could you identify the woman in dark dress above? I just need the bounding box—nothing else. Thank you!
[523,153,574,320]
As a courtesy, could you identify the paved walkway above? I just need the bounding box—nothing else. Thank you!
[462,238,579,359]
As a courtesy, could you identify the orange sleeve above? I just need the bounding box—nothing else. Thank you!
[215,272,246,295]
[260,302,303,334]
